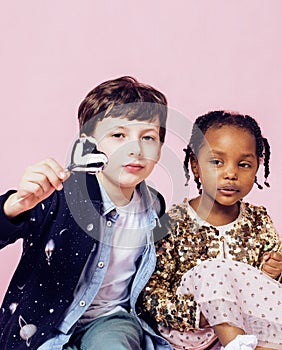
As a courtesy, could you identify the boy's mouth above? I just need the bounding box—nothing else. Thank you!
[124,163,144,172]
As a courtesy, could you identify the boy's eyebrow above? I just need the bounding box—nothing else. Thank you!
[108,125,160,132]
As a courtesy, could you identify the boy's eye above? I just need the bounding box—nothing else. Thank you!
[142,135,156,141]
[112,133,125,138]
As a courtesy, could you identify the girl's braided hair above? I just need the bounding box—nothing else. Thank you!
[183,111,271,191]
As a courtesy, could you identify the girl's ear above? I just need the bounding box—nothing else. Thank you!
[190,153,199,177]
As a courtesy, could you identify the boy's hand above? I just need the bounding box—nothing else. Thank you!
[4,158,69,218]
[261,244,282,280]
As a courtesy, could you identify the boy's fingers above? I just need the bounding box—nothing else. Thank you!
[25,160,65,191]
[38,166,63,191]
[18,182,43,199]
[43,158,71,185]
[38,158,66,180]
[62,169,71,181]
[21,173,54,194]
[15,158,67,204]
[5,158,67,218]
[25,159,63,175]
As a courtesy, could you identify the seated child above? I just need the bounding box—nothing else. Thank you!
[141,110,282,350]
[0,76,173,350]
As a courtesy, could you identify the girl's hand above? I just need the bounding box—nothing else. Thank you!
[199,312,210,328]
[261,244,282,280]
[4,158,70,218]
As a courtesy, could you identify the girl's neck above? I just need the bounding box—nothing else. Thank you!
[189,196,240,226]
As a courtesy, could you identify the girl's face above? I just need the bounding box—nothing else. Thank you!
[191,125,259,208]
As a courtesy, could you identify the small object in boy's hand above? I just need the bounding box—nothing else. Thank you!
[11,137,108,206]
[67,136,108,174]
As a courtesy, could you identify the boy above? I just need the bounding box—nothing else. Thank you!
[0,76,172,350]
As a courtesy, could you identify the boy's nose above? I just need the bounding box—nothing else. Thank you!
[128,139,142,157]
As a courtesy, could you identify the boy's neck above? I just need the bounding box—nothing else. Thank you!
[107,190,134,207]
[189,196,240,226]
[97,173,135,207]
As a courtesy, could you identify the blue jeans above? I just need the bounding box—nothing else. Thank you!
[63,311,144,350]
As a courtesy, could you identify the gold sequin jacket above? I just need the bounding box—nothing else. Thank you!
[141,200,280,332]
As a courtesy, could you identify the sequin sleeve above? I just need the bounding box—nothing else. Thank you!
[251,204,281,267]
[245,204,281,267]
[141,203,200,331]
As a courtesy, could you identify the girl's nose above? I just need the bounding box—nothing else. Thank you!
[223,165,238,180]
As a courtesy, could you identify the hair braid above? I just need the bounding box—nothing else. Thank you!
[262,137,271,186]
[183,145,192,186]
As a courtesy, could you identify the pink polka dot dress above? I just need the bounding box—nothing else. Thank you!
[177,258,282,349]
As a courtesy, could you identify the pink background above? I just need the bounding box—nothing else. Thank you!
[1,1,282,302]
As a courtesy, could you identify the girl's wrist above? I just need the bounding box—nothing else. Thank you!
[276,272,282,283]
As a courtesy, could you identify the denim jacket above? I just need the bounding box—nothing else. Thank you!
[0,173,172,350]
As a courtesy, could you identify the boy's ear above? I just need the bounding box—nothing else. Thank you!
[155,149,161,164]
[190,153,199,177]
[154,142,163,164]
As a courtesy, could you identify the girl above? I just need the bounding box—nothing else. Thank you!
[141,111,282,350]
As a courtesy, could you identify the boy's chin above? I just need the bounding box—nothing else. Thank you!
[119,180,143,190]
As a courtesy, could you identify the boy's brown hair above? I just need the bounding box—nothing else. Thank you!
[78,76,168,143]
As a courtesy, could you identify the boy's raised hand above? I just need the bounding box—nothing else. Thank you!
[4,158,70,218]
[261,243,282,280]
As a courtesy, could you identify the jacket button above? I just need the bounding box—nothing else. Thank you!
[79,300,86,307]
[98,261,104,268]
[106,221,112,227]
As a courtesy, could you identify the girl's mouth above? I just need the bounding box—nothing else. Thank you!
[218,185,240,195]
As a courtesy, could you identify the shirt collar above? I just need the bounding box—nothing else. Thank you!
[96,176,116,216]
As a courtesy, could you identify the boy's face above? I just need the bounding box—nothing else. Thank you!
[90,116,162,203]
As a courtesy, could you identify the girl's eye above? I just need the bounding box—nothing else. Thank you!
[209,159,222,166]
[239,162,251,168]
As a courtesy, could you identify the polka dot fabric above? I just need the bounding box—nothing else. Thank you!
[177,258,282,349]
[157,325,220,350]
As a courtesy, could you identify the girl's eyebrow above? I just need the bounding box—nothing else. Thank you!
[208,150,256,158]
[240,153,257,159]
